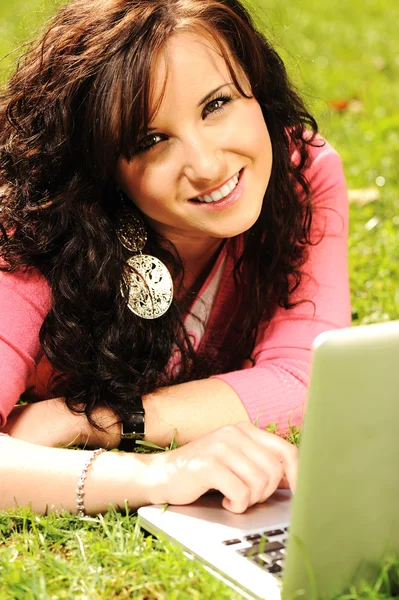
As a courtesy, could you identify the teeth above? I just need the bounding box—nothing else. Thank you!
[196,172,240,203]
[219,184,231,197]
[210,190,222,201]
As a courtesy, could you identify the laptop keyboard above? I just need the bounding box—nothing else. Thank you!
[222,527,288,576]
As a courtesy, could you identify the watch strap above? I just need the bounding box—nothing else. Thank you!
[118,408,145,452]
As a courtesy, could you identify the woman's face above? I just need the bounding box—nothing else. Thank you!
[115,31,272,246]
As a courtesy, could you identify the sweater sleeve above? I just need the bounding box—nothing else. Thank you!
[214,139,351,431]
[0,269,51,427]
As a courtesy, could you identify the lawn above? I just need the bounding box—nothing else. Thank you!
[0,0,398,599]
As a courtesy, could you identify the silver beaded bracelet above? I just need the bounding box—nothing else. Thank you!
[76,448,106,517]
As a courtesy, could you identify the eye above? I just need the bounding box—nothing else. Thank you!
[136,133,164,154]
[202,94,233,119]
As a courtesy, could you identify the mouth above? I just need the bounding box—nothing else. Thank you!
[189,169,244,204]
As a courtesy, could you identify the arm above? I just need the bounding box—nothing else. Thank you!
[0,269,51,428]
[3,379,248,448]
[0,263,247,448]
[214,141,351,431]
[140,140,351,441]
[136,140,351,443]
[0,422,298,514]
[3,140,350,448]
[0,433,150,513]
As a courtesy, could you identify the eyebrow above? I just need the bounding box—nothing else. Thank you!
[144,83,234,134]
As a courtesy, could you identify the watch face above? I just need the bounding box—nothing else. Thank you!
[121,412,145,439]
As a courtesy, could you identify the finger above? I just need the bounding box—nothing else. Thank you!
[259,455,284,502]
[235,422,298,493]
[221,448,272,507]
[207,462,251,514]
[225,437,284,505]
[239,446,284,504]
[277,474,290,489]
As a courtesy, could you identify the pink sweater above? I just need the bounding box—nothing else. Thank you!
[0,138,350,430]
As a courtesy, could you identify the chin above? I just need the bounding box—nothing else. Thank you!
[222,207,263,238]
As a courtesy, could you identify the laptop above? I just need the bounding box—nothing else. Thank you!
[138,320,399,600]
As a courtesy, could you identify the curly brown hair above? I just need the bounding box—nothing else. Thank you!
[0,0,318,427]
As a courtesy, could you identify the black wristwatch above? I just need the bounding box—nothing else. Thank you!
[118,406,145,452]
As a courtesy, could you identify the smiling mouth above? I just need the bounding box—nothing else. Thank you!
[189,170,243,203]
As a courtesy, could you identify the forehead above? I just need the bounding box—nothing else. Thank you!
[148,31,242,120]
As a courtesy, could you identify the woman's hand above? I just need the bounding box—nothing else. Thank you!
[143,422,297,513]
[0,421,296,515]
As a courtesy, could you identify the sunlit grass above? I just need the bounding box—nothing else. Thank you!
[254,0,399,324]
[0,507,243,600]
[1,0,398,598]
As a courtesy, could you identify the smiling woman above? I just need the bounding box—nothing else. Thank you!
[115,32,272,244]
[116,32,272,244]
[0,0,350,515]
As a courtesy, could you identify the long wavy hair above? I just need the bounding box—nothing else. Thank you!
[0,0,318,426]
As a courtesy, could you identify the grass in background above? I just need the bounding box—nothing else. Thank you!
[252,0,399,324]
[1,0,398,598]
[0,0,56,82]
[0,508,244,600]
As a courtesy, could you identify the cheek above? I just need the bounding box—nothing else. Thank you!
[235,101,272,162]
[248,105,271,152]
[116,160,173,211]
[131,172,160,208]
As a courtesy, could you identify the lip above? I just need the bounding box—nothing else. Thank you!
[189,169,244,212]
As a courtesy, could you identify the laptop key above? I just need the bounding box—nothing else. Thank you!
[261,541,285,553]
[263,529,284,537]
[222,538,241,546]
[243,533,262,542]
[268,562,283,574]
[238,540,284,557]
[257,553,272,565]
[251,555,269,567]
[260,550,284,562]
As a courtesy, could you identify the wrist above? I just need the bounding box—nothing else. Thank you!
[80,449,155,511]
[140,452,170,506]
[80,406,122,449]
[118,451,157,509]
[118,399,145,452]
[142,392,176,447]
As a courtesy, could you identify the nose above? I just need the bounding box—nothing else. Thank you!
[181,129,227,185]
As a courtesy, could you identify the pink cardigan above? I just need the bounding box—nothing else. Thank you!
[0,138,350,430]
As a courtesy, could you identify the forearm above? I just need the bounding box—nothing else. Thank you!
[3,401,97,448]
[84,378,250,447]
[1,422,298,515]
[0,435,151,514]
[143,378,250,446]
[2,379,250,449]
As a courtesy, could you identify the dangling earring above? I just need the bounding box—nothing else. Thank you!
[115,206,173,319]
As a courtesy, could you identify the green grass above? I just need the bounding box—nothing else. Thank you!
[1,0,398,598]
[256,0,399,324]
[0,508,243,600]
[1,506,398,600]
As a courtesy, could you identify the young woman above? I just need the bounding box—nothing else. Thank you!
[0,0,350,514]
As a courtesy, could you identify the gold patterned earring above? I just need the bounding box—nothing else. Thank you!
[115,206,174,319]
